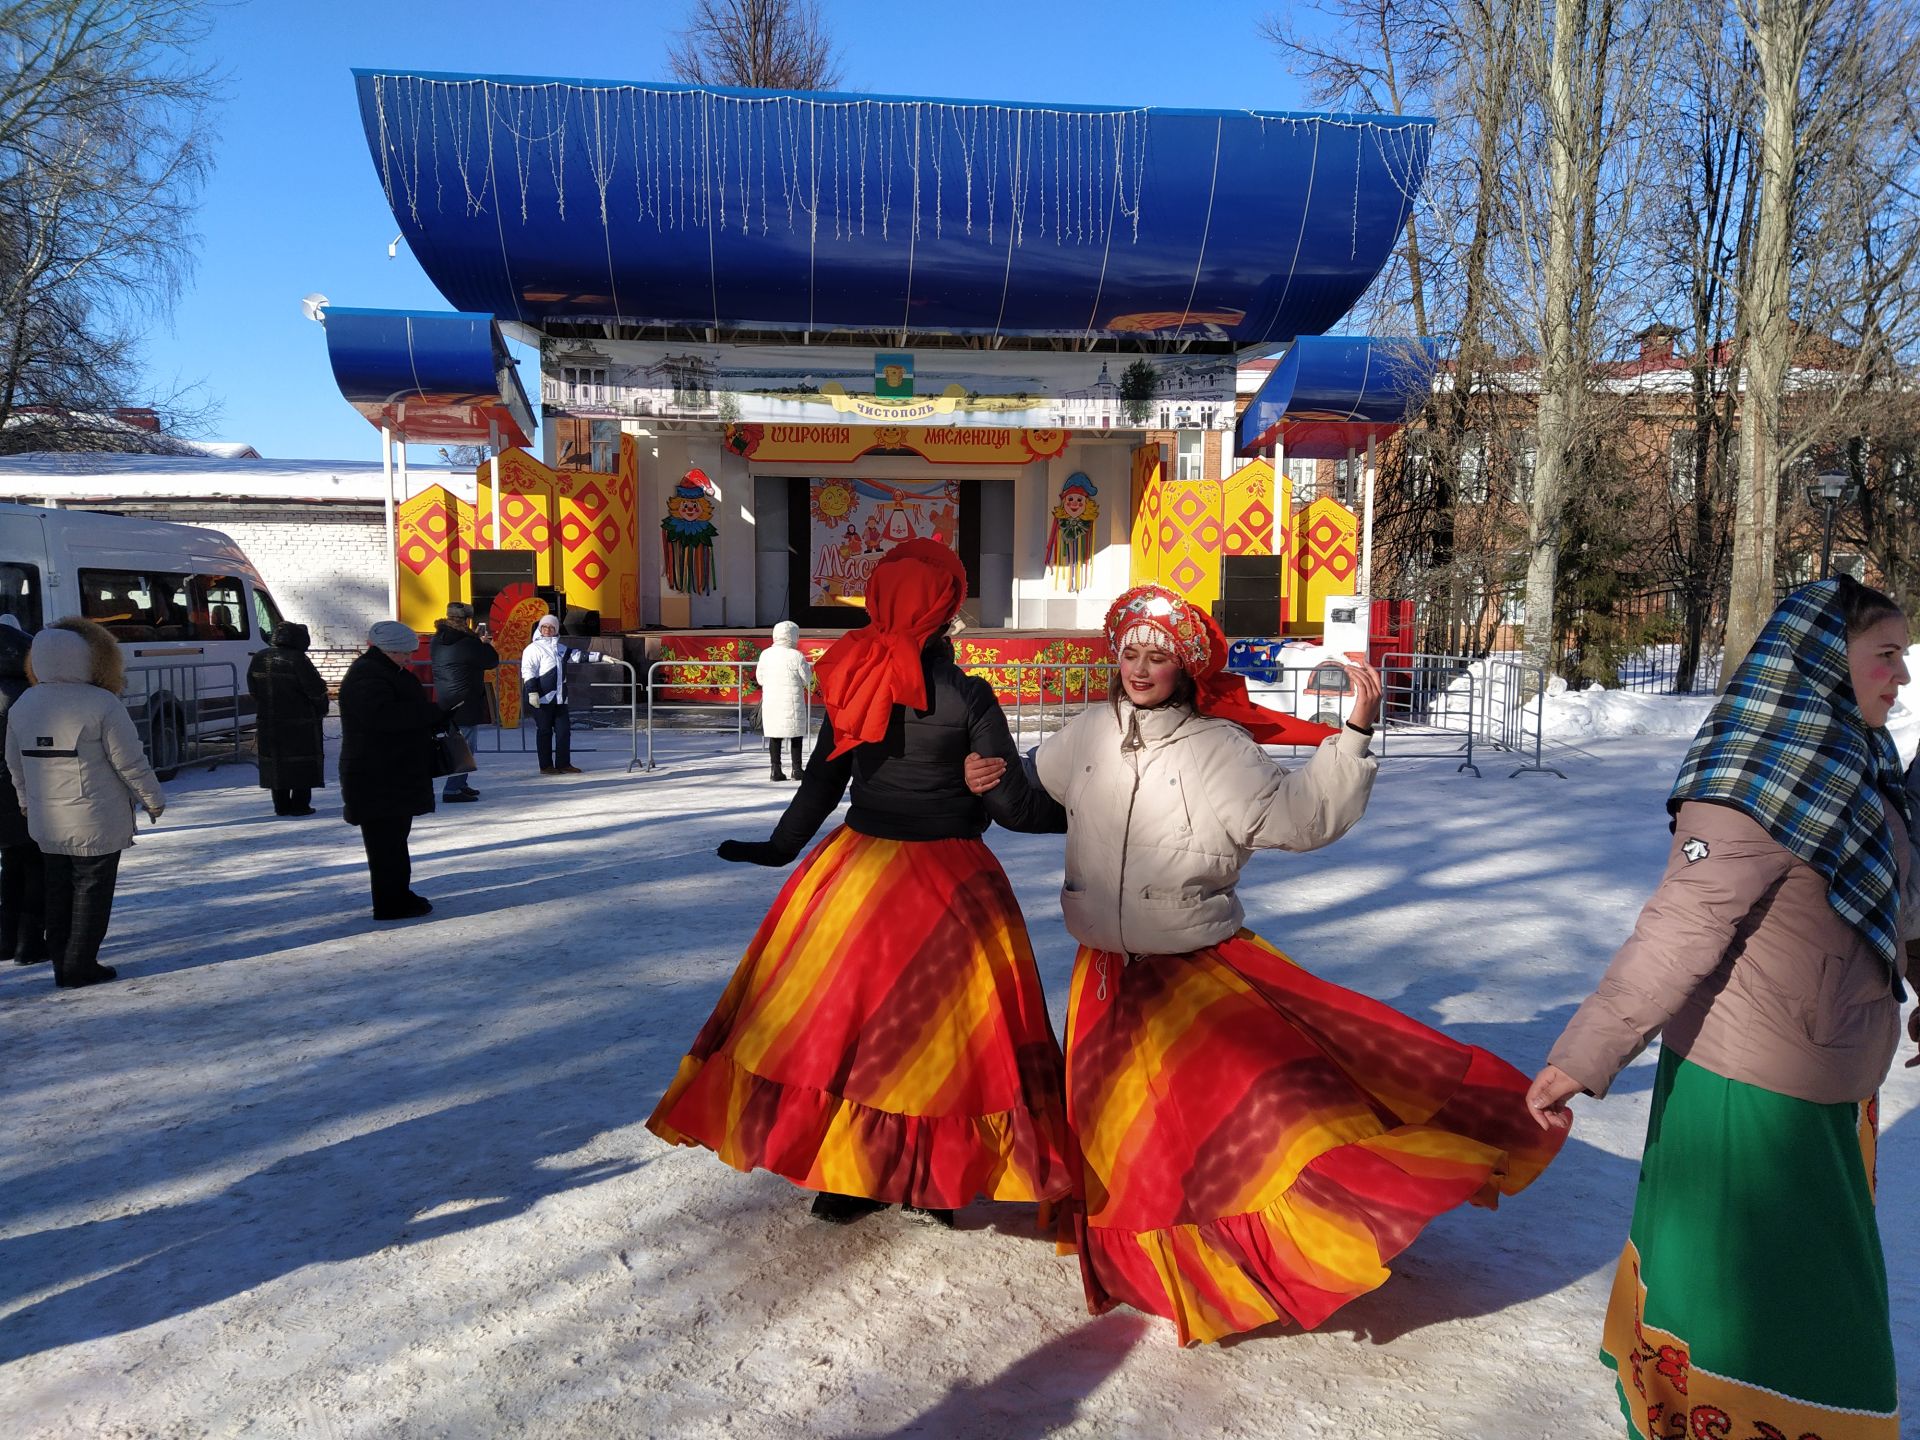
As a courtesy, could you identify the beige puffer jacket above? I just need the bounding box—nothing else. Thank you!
[1033,699,1377,956]
[4,628,163,857]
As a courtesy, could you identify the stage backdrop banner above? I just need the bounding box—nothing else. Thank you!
[808,478,960,607]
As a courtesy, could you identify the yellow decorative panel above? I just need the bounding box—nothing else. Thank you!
[1290,497,1359,629]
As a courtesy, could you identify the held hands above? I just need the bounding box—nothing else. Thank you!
[1344,662,1383,730]
[963,752,1006,796]
[1524,1063,1581,1132]
[717,839,790,867]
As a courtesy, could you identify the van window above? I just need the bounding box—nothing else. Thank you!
[79,568,194,641]
[192,575,247,640]
[0,562,43,631]
[252,586,282,640]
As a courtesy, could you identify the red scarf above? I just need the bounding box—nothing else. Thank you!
[813,540,968,758]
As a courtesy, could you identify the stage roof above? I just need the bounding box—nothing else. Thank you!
[353,70,1432,349]
[1236,334,1440,458]
[322,307,534,447]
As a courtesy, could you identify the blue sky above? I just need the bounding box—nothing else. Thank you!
[162,0,1326,461]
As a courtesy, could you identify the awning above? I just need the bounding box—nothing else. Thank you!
[353,71,1433,347]
[322,306,535,446]
[1236,334,1440,458]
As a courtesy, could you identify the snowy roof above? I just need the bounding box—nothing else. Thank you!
[0,452,471,504]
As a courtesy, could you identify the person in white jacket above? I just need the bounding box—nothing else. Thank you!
[4,623,163,989]
[754,621,813,781]
[965,584,1565,1345]
[520,614,592,775]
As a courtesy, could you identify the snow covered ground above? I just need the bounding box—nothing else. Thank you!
[3,724,1916,1440]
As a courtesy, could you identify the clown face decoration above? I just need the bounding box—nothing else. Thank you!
[661,469,720,594]
[1044,473,1100,592]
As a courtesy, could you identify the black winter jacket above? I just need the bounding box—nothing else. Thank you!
[248,623,329,791]
[429,620,500,726]
[338,647,441,826]
[766,640,1065,859]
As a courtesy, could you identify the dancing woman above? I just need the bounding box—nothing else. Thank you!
[1529,577,1916,1440]
[648,541,1072,1226]
[968,585,1567,1343]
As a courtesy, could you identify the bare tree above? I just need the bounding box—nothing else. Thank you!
[0,1,216,453]
[667,0,841,91]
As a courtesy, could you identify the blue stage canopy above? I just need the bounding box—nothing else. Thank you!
[353,71,1432,347]
[322,307,534,447]
[1236,334,1440,458]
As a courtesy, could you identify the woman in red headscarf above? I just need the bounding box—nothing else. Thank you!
[647,541,1073,1227]
[967,585,1567,1343]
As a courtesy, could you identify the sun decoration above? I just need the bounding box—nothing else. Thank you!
[809,478,857,527]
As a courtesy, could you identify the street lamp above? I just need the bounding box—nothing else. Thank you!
[1805,469,1854,581]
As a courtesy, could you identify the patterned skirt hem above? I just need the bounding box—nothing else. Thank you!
[1073,1124,1508,1345]
[647,1049,1073,1210]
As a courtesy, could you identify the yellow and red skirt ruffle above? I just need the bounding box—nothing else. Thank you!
[1063,930,1566,1345]
[647,826,1072,1209]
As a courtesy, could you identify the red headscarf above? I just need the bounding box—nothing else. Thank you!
[813,539,969,758]
[1103,585,1336,747]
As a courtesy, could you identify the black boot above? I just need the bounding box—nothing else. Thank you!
[0,909,15,962]
[768,739,786,783]
[809,1192,889,1225]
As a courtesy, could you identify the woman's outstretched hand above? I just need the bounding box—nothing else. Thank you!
[717,839,788,867]
[1524,1064,1582,1132]
[1345,662,1383,730]
[964,752,1006,796]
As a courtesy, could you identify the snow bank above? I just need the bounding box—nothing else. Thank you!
[1540,688,1717,743]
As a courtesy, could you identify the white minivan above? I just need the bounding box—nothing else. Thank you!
[0,502,283,778]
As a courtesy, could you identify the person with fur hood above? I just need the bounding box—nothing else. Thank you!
[247,621,329,816]
[966,585,1566,1345]
[754,621,812,781]
[4,617,163,989]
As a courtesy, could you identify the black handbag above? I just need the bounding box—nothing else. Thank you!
[431,728,478,778]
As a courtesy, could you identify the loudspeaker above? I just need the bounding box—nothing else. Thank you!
[1215,598,1282,637]
[470,549,537,620]
[1220,555,1284,601]
[562,606,601,637]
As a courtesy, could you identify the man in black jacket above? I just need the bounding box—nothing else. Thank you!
[429,602,499,803]
[340,621,442,920]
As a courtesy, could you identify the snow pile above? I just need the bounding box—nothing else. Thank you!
[1540,687,1717,743]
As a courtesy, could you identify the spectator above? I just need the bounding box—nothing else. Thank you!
[247,622,329,816]
[0,619,46,967]
[339,621,440,921]
[755,621,812,782]
[521,614,590,776]
[4,621,163,989]
[429,602,499,804]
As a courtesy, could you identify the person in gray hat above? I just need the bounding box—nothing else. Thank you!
[338,621,441,920]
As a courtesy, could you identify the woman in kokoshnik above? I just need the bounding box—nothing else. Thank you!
[1528,575,1918,1440]
[647,540,1073,1227]
[966,585,1568,1345]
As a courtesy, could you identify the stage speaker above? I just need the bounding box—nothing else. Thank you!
[562,606,601,637]
[1220,555,1284,602]
[470,549,537,620]
[1215,598,1282,637]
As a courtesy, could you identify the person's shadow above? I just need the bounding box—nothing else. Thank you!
[0,1088,644,1365]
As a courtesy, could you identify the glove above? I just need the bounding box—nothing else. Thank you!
[717,839,792,867]
[145,802,165,824]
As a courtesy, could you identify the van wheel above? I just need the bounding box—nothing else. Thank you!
[150,701,185,782]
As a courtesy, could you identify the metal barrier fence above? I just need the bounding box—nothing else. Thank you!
[642,660,816,770]
[469,657,643,771]
[122,660,246,778]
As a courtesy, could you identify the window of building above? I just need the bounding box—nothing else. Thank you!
[1831,552,1867,582]
[1200,406,1216,429]
[590,419,620,473]
[1512,446,1537,506]
[1333,456,1362,505]
[1176,429,1204,481]
[0,561,43,632]
[1669,432,1699,505]
[1456,440,1489,505]
[561,365,607,406]
[1285,458,1316,507]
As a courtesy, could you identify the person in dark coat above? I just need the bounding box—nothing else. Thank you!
[0,619,46,966]
[339,621,441,921]
[428,602,498,803]
[247,621,329,816]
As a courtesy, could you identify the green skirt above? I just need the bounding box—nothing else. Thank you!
[1602,1047,1898,1439]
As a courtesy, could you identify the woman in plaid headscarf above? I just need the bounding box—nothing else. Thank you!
[1531,576,1917,1440]
[968,584,1567,1344]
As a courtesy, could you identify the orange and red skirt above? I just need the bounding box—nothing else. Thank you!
[1063,930,1567,1345]
[647,826,1073,1209]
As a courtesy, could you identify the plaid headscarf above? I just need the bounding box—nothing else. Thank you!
[1670,579,1910,985]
